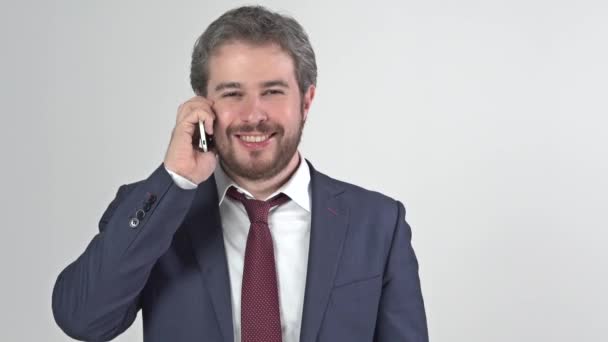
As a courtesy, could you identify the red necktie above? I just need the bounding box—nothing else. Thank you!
[226,186,290,342]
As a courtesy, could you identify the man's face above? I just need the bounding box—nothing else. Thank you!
[206,41,315,181]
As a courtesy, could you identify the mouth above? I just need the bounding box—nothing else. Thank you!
[234,132,277,149]
[235,133,276,142]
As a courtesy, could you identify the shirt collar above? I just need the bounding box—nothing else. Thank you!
[214,151,311,212]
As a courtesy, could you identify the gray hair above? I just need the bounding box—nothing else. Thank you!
[190,5,317,97]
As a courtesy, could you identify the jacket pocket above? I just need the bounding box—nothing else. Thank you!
[320,274,382,341]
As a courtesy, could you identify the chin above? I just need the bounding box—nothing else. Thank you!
[224,154,280,180]
[241,159,278,175]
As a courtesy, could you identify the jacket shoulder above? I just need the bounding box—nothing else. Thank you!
[312,167,403,214]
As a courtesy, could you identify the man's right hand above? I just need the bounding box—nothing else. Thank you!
[163,96,218,185]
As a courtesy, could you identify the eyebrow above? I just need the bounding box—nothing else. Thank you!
[260,80,289,89]
[214,79,289,93]
[214,82,241,92]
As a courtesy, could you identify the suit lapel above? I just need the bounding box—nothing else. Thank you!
[299,160,350,342]
[184,175,234,342]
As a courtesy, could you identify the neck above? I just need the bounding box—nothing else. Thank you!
[222,152,301,200]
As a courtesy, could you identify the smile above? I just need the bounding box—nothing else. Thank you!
[236,133,277,143]
[234,133,277,150]
[238,135,270,142]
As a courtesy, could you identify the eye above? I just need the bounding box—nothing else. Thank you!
[223,92,242,98]
[263,89,284,96]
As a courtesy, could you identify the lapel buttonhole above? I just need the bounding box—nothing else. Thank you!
[327,207,338,216]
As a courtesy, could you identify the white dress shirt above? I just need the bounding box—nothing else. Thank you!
[165,153,311,342]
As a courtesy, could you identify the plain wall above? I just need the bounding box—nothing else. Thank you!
[1,0,606,341]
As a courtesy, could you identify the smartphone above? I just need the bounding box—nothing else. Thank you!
[197,120,214,152]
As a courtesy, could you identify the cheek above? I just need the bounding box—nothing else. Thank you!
[212,106,238,131]
[265,95,297,111]
[213,101,239,119]
[211,117,231,139]
[212,96,301,126]
[265,96,300,116]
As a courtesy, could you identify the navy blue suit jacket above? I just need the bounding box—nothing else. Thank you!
[52,160,428,341]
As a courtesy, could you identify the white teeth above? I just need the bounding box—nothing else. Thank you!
[239,135,269,143]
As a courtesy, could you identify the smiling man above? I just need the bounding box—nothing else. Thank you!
[205,40,308,193]
[52,5,428,342]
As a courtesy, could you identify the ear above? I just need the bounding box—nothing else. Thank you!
[301,84,316,123]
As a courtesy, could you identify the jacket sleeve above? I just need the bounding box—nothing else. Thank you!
[374,200,429,342]
[52,163,199,341]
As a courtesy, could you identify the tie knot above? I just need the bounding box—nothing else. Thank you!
[226,186,290,224]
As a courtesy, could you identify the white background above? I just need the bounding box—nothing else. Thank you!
[1,0,606,341]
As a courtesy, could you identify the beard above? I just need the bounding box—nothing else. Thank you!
[215,114,304,181]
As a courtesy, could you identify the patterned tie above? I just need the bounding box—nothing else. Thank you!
[226,186,290,342]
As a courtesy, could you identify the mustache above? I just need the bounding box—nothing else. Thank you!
[227,122,283,135]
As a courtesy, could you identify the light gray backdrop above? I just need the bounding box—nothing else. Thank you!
[1,0,606,341]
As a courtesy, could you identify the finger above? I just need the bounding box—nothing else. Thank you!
[176,103,185,123]
[203,115,214,136]
[177,102,215,126]
[180,107,215,136]
[176,97,214,123]
[183,96,214,110]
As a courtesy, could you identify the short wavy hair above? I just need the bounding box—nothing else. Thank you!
[190,5,317,97]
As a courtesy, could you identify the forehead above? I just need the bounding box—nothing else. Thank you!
[207,41,297,86]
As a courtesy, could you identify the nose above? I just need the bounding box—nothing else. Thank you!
[240,95,268,123]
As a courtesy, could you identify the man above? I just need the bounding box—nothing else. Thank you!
[52,5,428,342]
